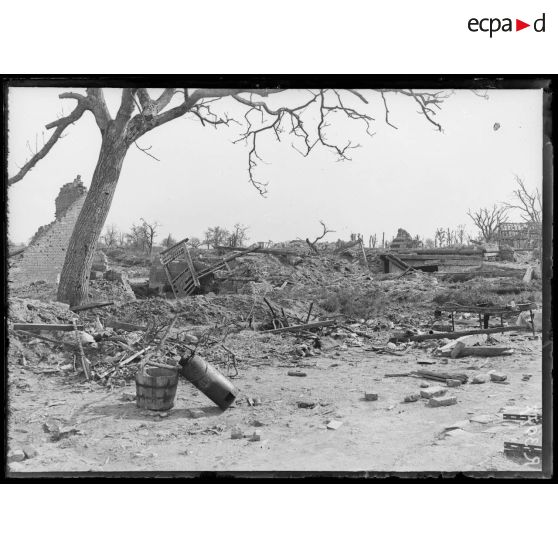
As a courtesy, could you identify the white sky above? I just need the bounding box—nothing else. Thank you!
[7,87,543,245]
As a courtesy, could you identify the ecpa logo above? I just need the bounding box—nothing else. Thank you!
[468,13,546,37]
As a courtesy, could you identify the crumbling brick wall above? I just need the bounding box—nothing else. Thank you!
[10,176,87,285]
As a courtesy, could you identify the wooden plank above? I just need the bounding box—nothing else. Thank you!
[402,325,529,342]
[13,323,84,332]
[184,246,200,287]
[70,301,115,312]
[105,320,148,332]
[159,238,189,264]
[265,320,336,334]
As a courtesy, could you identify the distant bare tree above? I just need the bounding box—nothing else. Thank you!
[204,226,230,249]
[161,233,177,249]
[467,204,508,242]
[369,234,377,248]
[189,237,202,249]
[306,221,335,253]
[140,218,160,255]
[503,175,542,223]
[434,228,446,247]
[228,223,249,248]
[424,238,435,249]
[101,224,120,248]
[456,224,467,245]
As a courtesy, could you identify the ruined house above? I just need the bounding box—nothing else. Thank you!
[9,176,87,285]
[389,228,421,250]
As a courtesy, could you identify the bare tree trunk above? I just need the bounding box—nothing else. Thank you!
[57,135,128,306]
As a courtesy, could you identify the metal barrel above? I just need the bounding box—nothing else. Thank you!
[179,354,238,410]
[135,366,179,411]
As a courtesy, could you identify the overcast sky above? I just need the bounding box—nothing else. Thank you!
[7,87,543,245]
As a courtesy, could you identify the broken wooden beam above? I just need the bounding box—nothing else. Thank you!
[265,320,336,334]
[13,323,84,332]
[456,346,514,357]
[70,301,115,312]
[399,325,530,342]
[105,320,148,332]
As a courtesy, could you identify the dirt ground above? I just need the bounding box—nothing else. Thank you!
[7,331,542,475]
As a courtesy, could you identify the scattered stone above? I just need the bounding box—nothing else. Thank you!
[472,373,490,384]
[231,426,244,439]
[22,445,38,459]
[490,372,508,383]
[419,381,430,388]
[522,374,532,381]
[386,342,397,350]
[403,393,421,403]
[446,379,462,387]
[8,449,26,463]
[252,396,262,406]
[364,392,378,401]
[326,420,343,430]
[248,430,262,442]
[288,370,307,377]
[420,386,448,399]
[297,400,316,409]
[189,409,205,419]
[427,395,458,407]
[120,393,136,402]
[251,419,265,427]
[158,412,169,418]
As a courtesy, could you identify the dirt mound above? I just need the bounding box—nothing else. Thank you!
[9,297,78,324]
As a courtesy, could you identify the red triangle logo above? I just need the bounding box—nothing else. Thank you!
[516,19,530,31]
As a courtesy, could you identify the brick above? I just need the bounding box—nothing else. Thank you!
[490,372,507,382]
[427,396,458,407]
[22,445,38,459]
[420,386,448,399]
[364,392,378,401]
[231,427,244,439]
[472,373,490,384]
[297,400,316,409]
[404,393,421,403]
[8,449,26,463]
[188,409,205,419]
[326,420,343,430]
[248,430,262,441]
[446,379,462,387]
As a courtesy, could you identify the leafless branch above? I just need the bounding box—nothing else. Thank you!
[134,141,160,162]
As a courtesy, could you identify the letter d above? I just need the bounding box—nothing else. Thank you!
[534,13,545,32]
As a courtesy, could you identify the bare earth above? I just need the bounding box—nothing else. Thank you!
[7,333,542,475]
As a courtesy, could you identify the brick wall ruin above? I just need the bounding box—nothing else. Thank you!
[10,176,87,285]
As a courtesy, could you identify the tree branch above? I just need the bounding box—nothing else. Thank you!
[8,97,88,186]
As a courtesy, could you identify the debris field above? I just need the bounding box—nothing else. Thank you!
[7,239,543,473]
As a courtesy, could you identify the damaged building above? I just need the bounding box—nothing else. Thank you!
[9,176,87,286]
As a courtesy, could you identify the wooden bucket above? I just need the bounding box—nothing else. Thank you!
[135,366,179,411]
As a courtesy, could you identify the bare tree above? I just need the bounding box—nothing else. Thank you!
[140,218,160,255]
[161,233,177,249]
[434,228,446,248]
[228,223,249,248]
[368,234,377,248]
[126,223,146,251]
[306,221,335,253]
[189,237,202,249]
[456,224,467,245]
[467,204,508,242]
[101,224,120,248]
[204,226,230,249]
[503,175,542,223]
[8,87,447,305]
[424,238,435,249]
